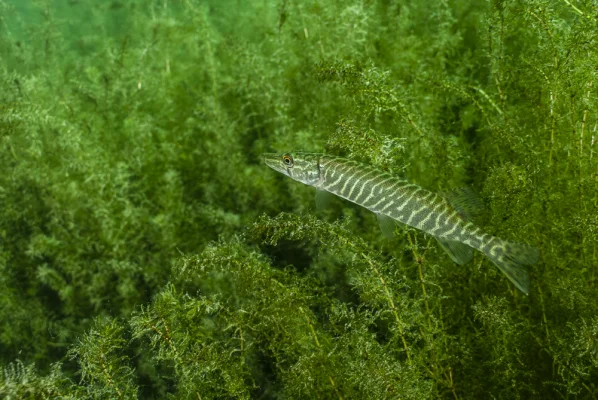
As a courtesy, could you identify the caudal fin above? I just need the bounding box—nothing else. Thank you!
[483,240,540,295]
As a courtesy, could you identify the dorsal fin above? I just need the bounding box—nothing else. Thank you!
[441,187,484,221]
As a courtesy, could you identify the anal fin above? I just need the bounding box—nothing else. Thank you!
[436,237,474,265]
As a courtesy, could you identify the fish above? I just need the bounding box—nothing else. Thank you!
[262,152,540,294]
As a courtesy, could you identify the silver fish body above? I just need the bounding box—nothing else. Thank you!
[263,152,540,294]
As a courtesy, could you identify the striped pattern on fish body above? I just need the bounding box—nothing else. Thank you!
[263,152,540,294]
[318,157,473,239]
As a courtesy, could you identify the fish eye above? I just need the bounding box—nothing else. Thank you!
[282,154,294,167]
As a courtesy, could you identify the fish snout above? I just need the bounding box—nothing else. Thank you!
[262,153,281,169]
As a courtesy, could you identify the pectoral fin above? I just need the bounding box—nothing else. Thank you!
[315,189,333,211]
[436,237,474,265]
[377,213,398,239]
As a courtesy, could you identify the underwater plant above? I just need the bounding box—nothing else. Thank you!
[1,0,597,398]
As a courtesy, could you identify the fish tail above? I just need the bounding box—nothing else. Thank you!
[482,238,540,295]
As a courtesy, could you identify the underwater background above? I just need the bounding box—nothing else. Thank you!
[1,0,597,398]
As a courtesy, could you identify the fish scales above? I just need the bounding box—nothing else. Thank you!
[321,155,468,240]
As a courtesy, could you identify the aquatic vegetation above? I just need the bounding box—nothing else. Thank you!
[1,0,597,398]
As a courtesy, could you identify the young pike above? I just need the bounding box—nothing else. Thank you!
[263,152,540,294]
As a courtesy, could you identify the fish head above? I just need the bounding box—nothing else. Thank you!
[262,152,322,186]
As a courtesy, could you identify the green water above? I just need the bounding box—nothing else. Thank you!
[1,0,597,398]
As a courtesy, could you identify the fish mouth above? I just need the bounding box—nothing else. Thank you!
[262,153,283,172]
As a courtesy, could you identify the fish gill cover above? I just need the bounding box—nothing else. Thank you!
[0,0,597,398]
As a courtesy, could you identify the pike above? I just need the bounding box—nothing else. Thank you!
[263,152,540,294]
